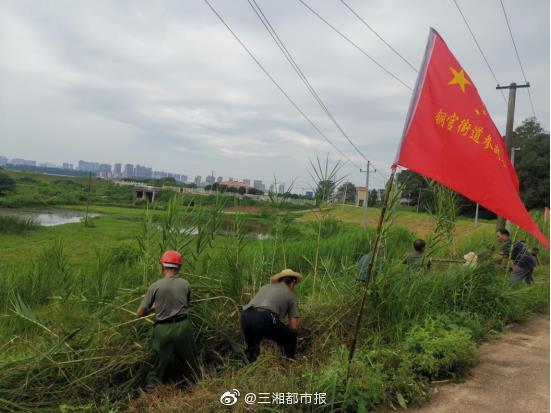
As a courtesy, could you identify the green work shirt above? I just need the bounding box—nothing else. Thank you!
[357,253,383,282]
[243,282,299,319]
[140,276,191,322]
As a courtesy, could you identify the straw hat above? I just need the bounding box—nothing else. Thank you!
[463,251,478,265]
[271,268,303,283]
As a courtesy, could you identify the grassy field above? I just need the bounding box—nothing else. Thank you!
[0,189,548,412]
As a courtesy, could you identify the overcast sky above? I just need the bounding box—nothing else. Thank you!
[1,0,548,190]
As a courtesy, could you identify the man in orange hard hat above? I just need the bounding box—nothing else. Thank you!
[136,250,200,386]
[240,268,302,362]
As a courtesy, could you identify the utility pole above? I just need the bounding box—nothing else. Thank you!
[342,182,348,205]
[360,161,376,229]
[495,82,530,230]
[84,172,92,227]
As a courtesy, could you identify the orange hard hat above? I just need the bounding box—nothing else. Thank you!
[159,250,182,267]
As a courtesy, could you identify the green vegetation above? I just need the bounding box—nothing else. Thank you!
[0,178,548,411]
[0,171,16,196]
[0,215,38,234]
[0,170,133,208]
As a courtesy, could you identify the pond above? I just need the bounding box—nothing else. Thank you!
[0,208,99,227]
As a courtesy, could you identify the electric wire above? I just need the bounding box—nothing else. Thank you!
[248,0,369,165]
[339,0,418,73]
[452,0,508,106]
[499,0,537,119]
[202,0,362,169]
[297,0,413,91]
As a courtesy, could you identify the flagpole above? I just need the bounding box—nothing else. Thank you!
[347,167,397,377]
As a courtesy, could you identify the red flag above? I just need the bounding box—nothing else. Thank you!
[393,28,549,249]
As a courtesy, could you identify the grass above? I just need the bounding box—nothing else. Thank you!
[299,204,495,244]
[0,215,39,234]
[0,192,548,412]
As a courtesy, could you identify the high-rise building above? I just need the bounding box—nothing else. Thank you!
[243,179,250,186]
[0,156,8,166]
[113,163,122,177]
[62,162,74,170]
[194,175,202,186]
[216,176,223,183]
[253,180,263,190]
[181,175,188,183]
[206,175,215,185]
[123,164,134,178]
[11,158,36,167]
[229,177,234,182]
[278,183,285,194]
[134,165,152,179]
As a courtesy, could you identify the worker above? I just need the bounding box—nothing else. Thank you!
[357,245,384,282]
[496,228,536,284]
[531,247,541,266]
[403,239,431,269]
[240,268,302,362]
[136,250,200,386]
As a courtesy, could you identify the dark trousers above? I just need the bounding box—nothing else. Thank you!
[240,308,297,362]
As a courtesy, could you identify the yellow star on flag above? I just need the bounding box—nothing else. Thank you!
[448,67,471,93]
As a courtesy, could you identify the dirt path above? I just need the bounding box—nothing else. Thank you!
[408,314,549,413]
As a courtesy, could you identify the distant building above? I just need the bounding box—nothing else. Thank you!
[113,163,122,177]
[278,183,285,194]
[305,191,314,198]
[0,156,8,166]
[220,181,251,190]
[206,175,215,185]
[62,162,74,170]
[253,180,263,190]
[123,164,134,178]
[194,175,202,186]
[153,171,167,179]
[181,175,188,183]
[38,162,58,168]
[216,176,223,183]
[355,186,367,207]
[174,174,181,182]
[78,160,111,173]
[229,177,234,182]
[243,178,250,186]
[135,164,152,179]
[10,158,36,167]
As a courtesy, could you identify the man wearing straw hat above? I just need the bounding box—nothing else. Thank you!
[136,250,200,386]
[240,268,302,362]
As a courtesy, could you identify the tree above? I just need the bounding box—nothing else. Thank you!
[315,179,336,203]
[336,182,356,203]
[0,171,15,196]
[238,186,247,195]
[511,117,549,210]
[396,169,432,209]
[248,187,263,195]
[368,188,379,207]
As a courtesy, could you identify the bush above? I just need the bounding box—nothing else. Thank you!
[402,315,477,380]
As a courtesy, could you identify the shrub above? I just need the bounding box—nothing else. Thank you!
[402,315,477,380]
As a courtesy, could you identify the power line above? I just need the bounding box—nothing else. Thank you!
[338,0,418,73]
[452,0,508,106]
[247,0,369,164]
[499,0,537,119]
[297,0,413,91]
[202,0,361,169]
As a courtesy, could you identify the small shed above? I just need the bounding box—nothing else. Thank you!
[133,185,162,204]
